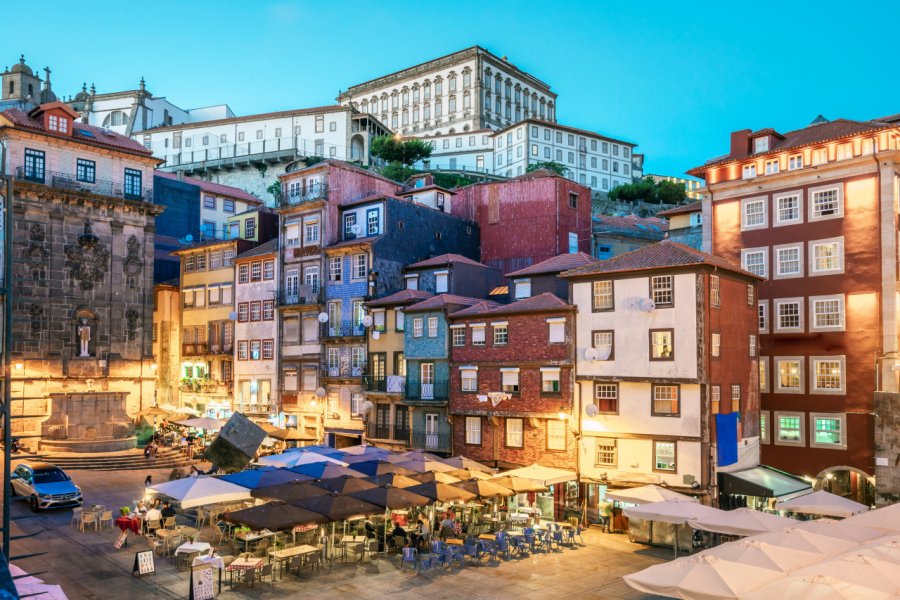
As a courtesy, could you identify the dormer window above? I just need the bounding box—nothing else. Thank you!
[48,115,68,133]
[753,137,769,153]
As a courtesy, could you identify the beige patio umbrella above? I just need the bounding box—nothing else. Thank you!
[408,471,461,484]
[843,502,900,533]
[792,553,900,594]
[450,468,492,480]
[623,554,783,600]
[748,526,859,556]
[442,456,494,473]
[453,479,515,499]
[852,534,900,563]
[699,539,822,573]
[256,422,280,434]
[793,518,887,543]
[607,484,698,505]
[269,428,317,442]
[775,490,868,518]
[742,574,895,600]
[491,475,547,494]
[688,507,796,537]
[395,458,457,473]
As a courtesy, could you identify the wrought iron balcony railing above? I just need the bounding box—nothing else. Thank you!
[404,380,450,402]
[16,167,153,202]
[410,431,451,452]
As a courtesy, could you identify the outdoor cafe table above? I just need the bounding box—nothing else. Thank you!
[114,516,141,534]
[175,526,200,541]
[175,541,211,556]
[225,556,264,586]
[446,539,463,546]
[234,529,276,552]
[271,544,318,578]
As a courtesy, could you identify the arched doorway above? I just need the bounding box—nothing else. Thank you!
[813,465,875,506]
[350,134,365,162]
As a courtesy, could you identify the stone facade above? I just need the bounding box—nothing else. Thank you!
[874,391,900,505]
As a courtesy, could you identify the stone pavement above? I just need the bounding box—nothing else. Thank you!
[3,465,665,599]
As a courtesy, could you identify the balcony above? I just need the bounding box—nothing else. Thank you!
[322,366,365,379]
[367,423,410,443]
[16,168,153,202]
[182,342,208,356]
[207,343,233,355]
[363,375,406,393]
[411,431,451,452]
[277,286,321,307]
[182,342,233,356]
[321,321,365,339]
[278,183,329,207]
[405,380,450,402]
[180,379,232,396]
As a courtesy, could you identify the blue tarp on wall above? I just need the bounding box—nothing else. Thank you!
[716,412,740,467]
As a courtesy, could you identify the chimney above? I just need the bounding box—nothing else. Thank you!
[729,129,752,158]
[177,171,184,182]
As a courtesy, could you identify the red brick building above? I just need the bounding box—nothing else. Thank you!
[451,170,592,274]
[447,293,577,470]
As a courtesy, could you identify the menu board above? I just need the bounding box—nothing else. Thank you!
[132,550,155,576]
[190,564,215,600]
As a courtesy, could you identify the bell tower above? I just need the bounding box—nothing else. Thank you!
[1,55,42,103]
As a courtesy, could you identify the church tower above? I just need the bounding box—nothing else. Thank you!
[1,55,42,103]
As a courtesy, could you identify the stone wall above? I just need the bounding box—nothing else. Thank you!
[875,391,900,505]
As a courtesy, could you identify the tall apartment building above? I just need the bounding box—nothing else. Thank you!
[687,116,900,504]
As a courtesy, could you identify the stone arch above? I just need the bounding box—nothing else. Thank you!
[350,133,365,162]
[813,465,875,506]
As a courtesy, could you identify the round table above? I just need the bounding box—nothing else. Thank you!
[115,516,141,534]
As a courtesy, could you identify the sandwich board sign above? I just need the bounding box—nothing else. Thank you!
[132,550,155,577]
[190,563,215,600]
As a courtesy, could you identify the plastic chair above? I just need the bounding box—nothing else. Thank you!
[523,532,536,553]
[565,528,576,547]
[551,529,564,551]
[194,508,209,529]
[98,511,113,530]
[496,536,511,560]
[70,507,83,529]
[575,526,585,545]
[79,512,97,533]
[446,544,465,569]
[400,547,417,573]
[462,541,480,566]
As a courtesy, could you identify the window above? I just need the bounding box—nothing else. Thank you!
[427,317,438,338]
[124,168,142,198]
[541,369,560,393]
[262,340,274,360]
[775,193,801,225]
[812,356,845,393]
[760,411,770,443]
[776,412,804,445]
[250,301,261,322]
[568,232,578,254]
[238,264,249,284]
[237,303,249,322]
[329,257,342,282]
[263,260,274,280]
[592,331,614,361]
[749,334,757,357]
[237,341,248,360]
[711,385,721,414]
[764,159,779,175]
[546,420,566,450]
[547,319,565,344]
[809,237,844,274]
[451,327,465,347]
[776,358,803,393]
[809,186,843,220]
[263,300,275,321]
[731,384,741,402]
[775,245,803,278]
[202,221,216,239]
[304,220,319,244]
[435,271,448,294]
[760,357,769,392]
[741,248,768,279]
[315,115,324,133]
[366,209,379,235]
[811,414,846,448]
[471,324,485,346]
[250,261,262,282]
[811,148,828,166]
[754,137,769,153]
[741,197,767,229]
[505,418,524,448]
[775,299,803,332]
[501,369,519,393]
[223,199,235,213]
[354,254,367,279]
[788,155,803,170]
[413,318,423,338]
[514,279,531,299]
[250,340,261,360]
[493,324,508,345]
[710,276,720,308]
[742,164,756,179]
[76,159,96,183]
[594,383,618,413]
[465,417,482,445]
[650,275,673,306]
[244,218,256,239]
[711,333,721,357]
[203,195,216,209]
[652,385,680,416]
[461,368,477,392]
[395,310,405,331]
[595,439,617,466]
[758,301,768,333]
[592,280,614,311]
[747,285,754,306]
[650,329,674,360]
[372,310,386,332]
[653,441,676,471]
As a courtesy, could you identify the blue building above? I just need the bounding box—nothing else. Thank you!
[403,253,503,299]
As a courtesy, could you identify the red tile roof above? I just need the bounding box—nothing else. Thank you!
[154,171,261,204]
[505,252,597,278]
[406,253,487,270]
[562,240,759,280]
[656,201,702,217]
[450,293,571,318]
[1,107,155,157]
[593,214,668,234]
[403,293,490,313]
[365,289,434,308]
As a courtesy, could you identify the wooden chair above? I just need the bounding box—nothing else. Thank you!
[254,539,271,558]
[194,508,209,529]
[259,564,274,586]
[79,512,98,533]
[241,567,258,588]
[162,516,177,529]
[70,507,83,530]
[98,511,113,530]
[289,556,303,577]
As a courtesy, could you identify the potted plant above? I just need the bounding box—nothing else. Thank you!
[119,506,131,517]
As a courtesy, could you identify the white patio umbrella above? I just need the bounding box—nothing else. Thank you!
[256,451,347,468]
[623,500,722,524]
[607,484,697,505]
[699,539,822,573]
[148,476,251,509]
[689,507,796,537]
[742,574,894,600]
[793,518,887,543]
[793,553,900,594]
[160,403,198,416]
[497,463,576,486]
[851,535,900,564]
[14,582,68,600]
[843,502,900,532]
[748,526,859,556]
[623,554,783,600]
[173,416,226,431]
[775,490,868,518]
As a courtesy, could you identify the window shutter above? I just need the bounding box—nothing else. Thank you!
[541,369,560,384]
[301,367,317,391]
[548,320,565,343]
[471,326,485,344]
[284,369,298,391]
[373,310,385,329]
[501,370,519,386]
[194,287,206,307]
[284,316,300,343]
[302,316,319,342]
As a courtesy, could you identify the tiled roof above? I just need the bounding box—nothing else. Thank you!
[154,171,261,204]
[505,252,597,278]
[657,201,702,217]
[562,240,759,280]
[403,293,489,313]
[365,289,434,308]
[492,117,637,147]
[1,108,154,156]
[450,293,570,318]
[236,238,277,260]
[143,105,348,132]
[325,236,380,250]
[170,238,238,255]
[280,159,401,189]
[406,253,486,270]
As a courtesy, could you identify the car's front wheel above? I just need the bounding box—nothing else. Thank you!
[29,496,39,512]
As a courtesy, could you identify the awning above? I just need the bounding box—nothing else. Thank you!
[718,465,810,499]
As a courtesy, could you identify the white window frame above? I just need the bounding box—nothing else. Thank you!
[808,236,844,276]
[500,368,520,393]
[514,278,531,300]
[764,159,779,175]
[809,294,845,332]
[505,417,524,448]
[788,155,803,170]
[741,247,768,279]
[774,298,804,333]
[546,419,566,451]
[742,164,757,179]
[460,367,478,392]
[749,334,757,357]
[760,410,771,444]
[427,316,438,338]
[413,317,424,338]
[470,323,486,346]
[773,243,804,279]
[465,416,482,445]
[740,196,767,230]
[547,318,566,343]
[775,357,805,394]
[808,184,843,222]
[434,270,449,294]
[773,191,803,226]
[774,411,805,447]
[759,357,769,393]
[450,325,465,347]
[758,300,769,334]
[810,355,846,394]
[711,333,721,358]
[492,322,508,345]
[541,367,561,394]
[809,412,847,450]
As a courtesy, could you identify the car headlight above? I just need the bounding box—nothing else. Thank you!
[38,493,50,499]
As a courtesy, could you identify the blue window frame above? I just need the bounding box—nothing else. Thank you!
[366,208,379,236]
[223,199,235,213]
[76,159,96,183]
[124,168,142,199]
[24,149,45,182]
[202,221,216,239]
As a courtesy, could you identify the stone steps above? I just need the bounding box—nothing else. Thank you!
[19,448,194,471]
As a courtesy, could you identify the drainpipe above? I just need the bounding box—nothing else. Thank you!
[1,139,13,558]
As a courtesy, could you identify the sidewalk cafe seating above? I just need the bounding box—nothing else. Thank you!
[462,539,480,566]
[401,547,417,573]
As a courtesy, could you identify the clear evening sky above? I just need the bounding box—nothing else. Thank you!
[4,0,898,177]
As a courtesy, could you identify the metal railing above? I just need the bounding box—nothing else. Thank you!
[160,137,319,169]
[405,380,450,401]
[181,342,208,356]
[277,286,321,306]
[322,366,365,378]
[411,431,451,452]
[362,375,406,393]
[16,167,153,202]
[367,423,410,442]
[207,343,233,355]
[279,183,329,207]
[321,321,366,338]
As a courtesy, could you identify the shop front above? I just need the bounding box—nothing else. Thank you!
[717,464,811,511]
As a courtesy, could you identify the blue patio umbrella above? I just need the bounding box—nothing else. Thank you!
[290,463,367,480]
[285,444,347,459]
[219,467,310,490]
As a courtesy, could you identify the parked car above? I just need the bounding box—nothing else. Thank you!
[11,462,83,511]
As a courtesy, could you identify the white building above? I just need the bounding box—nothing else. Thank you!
[233,239,279,419]
[424,129,495,173]
[339,46,556,138]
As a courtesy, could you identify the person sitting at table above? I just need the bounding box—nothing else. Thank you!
[440,515,455,540]
[133,501,148,518]
[390,522,407,548]
[161,501,176,521]
[144,504,162,533]
[412,516,430,550]
[363,519,376,539]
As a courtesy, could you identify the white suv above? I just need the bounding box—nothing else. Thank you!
[11,462,83,511]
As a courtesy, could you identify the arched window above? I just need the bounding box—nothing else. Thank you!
[8,81,13,96]
[28,84,34,97]
[102,110,128,128]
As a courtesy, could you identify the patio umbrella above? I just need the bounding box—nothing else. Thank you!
[251,480,329,502]
[793,553,900,593]
[350,460,416,477]
[294,492,383,521]
[852,535,900,563]
[225,501,328,531]
[14,582,68,600]
[450,468,492,480]
[160,403,197,415]
[490,476,548,493]
[453,479,515,499]
[607,484,698,505]
[269,428,317,442]
[218,467,305,490]
[395,458,457,473]
[776,490,869,518]
[843,502,900,532]
[742,574,895,600]
[442,456,494,473]
[699,539,822,573]
[496,464,575,487]
[148,476,251,509]
[623,554,784,600]
[314,475,380,495]
[340,444,390,456]
[689,507,796,537]
[173,416,226,431]
[365,473,421,489]
[255,422,280,434]
[408,471,461,484]
[749,526,859,556]
[342,452,392,465]
[405,481,476,503]
[257,451,348,468]
[294,444,348,458]
[136,405,172,418]
[290,463,366,480]
[623,500,723,525]
[349,485,431,510]
[793,518,887,543]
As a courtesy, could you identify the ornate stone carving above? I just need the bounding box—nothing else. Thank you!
[125,309,140,341]
[64,221,109,290]
[123,235,143,289]
[25,223,48,270]
[28,304,42,337]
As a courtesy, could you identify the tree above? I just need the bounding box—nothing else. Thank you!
[370,135,432,166]
[608,176,687,205]
[525,161,569,177]
[380,163,416,183]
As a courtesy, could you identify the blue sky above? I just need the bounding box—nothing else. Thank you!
[5,0,898,176]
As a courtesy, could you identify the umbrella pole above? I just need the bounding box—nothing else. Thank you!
[330,521,335,567]
[673,523,678,558]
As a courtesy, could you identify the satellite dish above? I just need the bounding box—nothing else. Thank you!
[361,400,374,414]
[585,404,599,418]
[228,311,238,321]
[372,330,381,340]
[350,224,362,234]
[640,298,656,312]
[177,233,195,246]
[185,234,194,242]
[362,315,373,327]
[596,345,612,361]
[315,387,326,398]
[317,312,329,323]
[584,347,598,361]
